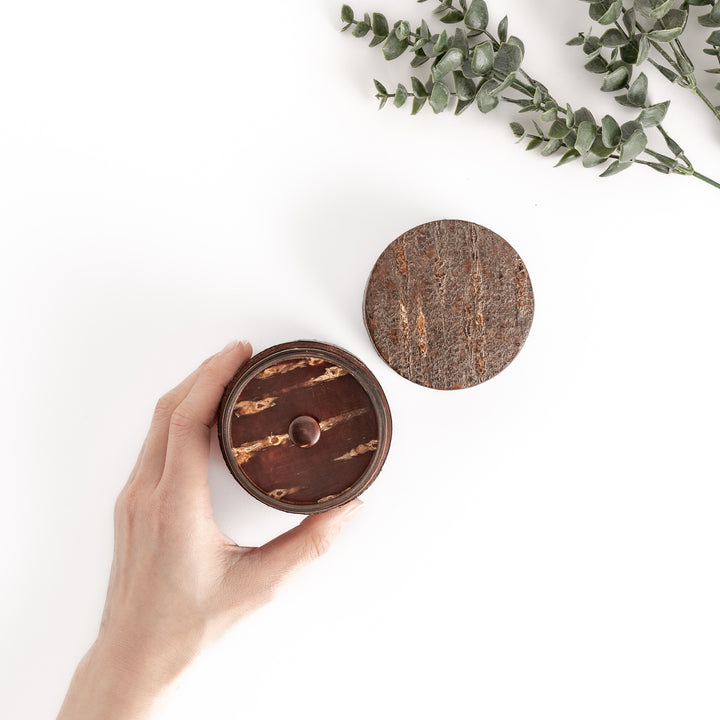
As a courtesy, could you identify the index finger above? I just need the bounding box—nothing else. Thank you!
[158,340,252,497]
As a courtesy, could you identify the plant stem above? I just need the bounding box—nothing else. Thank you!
[690,170,720,190]
[692,85,720,122]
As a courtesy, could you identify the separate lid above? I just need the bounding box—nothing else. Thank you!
[218,341,391,514]
[364,219,534,390]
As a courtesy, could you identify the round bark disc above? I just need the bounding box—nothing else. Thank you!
[217,341,392,514]
[364,219,534,390]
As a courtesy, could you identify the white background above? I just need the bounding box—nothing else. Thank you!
[1,1,719,718]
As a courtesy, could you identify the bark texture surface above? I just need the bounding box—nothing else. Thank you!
[364,219,534,390]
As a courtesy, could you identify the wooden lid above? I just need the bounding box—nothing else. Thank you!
[218,341,392,514]
[364,219,534,390]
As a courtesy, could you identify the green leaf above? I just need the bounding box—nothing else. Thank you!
[599,160,633,177]
[646,162,671,174]
[590,0,623,25]
[452,28,469,58]
[648,9,688,42]
[341,5,354,24]
[489,70,516,95]
[353,22,370,37]
[637,35,650,64]
[372,13,389,37]
[636,100,670,126]
[575,107,597,126]
[494,42,523,77]
[510,121,525,137]
[619,129,648,161]
[600,66,630,91]
[585,56,609,73]
[393,83,408,107]
[440,9,465,23]
[476,79,500,112]
[555,149,581,166]
[429,80,450,112]
[663,133,684,156]
[708,30,720,44]
[432,48,465,81]
[575,121,596,154]
[507,36,525,55]
[411,54,431,67]
[498,15,508,43]
[383,33,409,60]
[548,120,572,138]
[420,19,431,39]
[471,41,494,74]
[373,79,388,96]
[567,34,585,46]
[540,107,558,122]
[464,0,489,30]
[453,71,477,100]
[525,137,543,151]
[565,104,575,127]
[649,0,675,19]
[601,28,627,46]
[582,153,609,168]
[601,115,621,146]
[455,98,474,114]
[699,4,720,26]
[411,76,428,98]
[377,95,388,110]
[541,139,563,157]
[411,95,427,114]
[627,72,648,106]
[433,30,449,55]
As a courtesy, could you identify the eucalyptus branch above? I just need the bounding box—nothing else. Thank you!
[568,1,720,124]
[341,0,720,189]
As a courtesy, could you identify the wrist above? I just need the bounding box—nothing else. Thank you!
[57,633,192,720]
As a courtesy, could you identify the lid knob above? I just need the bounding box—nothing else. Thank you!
[288,415,321,448]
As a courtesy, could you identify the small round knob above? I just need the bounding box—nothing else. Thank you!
[288,415,321,448]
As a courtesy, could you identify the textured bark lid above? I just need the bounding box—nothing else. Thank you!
[218,341,392,514]
[364,219,534,390]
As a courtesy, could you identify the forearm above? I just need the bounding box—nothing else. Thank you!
[57,638,174,720]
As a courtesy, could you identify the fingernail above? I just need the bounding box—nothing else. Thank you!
[219,339,246,355]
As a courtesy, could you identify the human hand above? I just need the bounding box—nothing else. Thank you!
[57,340,363,720]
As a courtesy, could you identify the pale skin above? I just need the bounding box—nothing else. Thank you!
[57,340,363,720]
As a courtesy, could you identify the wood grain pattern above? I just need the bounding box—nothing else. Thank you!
[364,219,534,390]
[218,342,392,514]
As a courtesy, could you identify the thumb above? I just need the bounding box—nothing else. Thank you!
[250,500,364,590]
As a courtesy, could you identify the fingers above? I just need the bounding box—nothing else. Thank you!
[131,363,206,487]
[240,500,364,596]
[158,340,252,496]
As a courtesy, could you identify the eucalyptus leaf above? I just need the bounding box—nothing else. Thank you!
[498,15,508,43]
[494,43,523,77]
[341,5,354,24]
[464,0,489,30]
[429,80,450,112]
[601,66,630,91]
[453,71,477,100]
[548,120,572,138]
[525,137,543,151]
[471,41,494,74]
[649,0,675,19]
[452,28,469,57]
[541,139,563,156]
[489,71,517,95]
[510,121,525,137]
[566,104,575,127]
[575,121,597,154]
[601,28,627,47]
[477,79,500,112]
[575,107,596,125]
[541,107,558,122]
[555,148,581,166]
[383,33,409,60]
[455,97,475,114]
[599,160,632,177]
[636,100,670,126]
[601,115,621,146]
[373,79,388,95]
[619,128,648,161]
[648,9,687,42]
[372,12,389,37]
[582,152,609,167]
[353,22,370,37]
[411,95,427,114]
[585,56,609,73]
[394,83,408,107]
[432,48,465,80]
[627,72,648,106]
